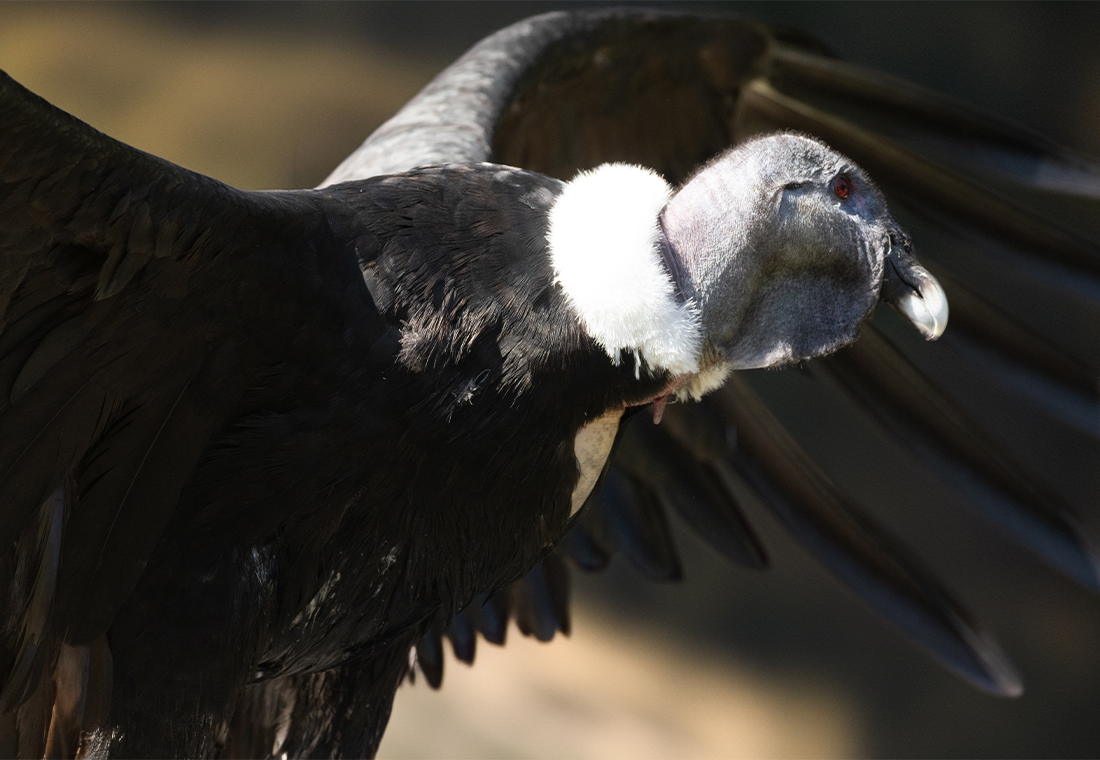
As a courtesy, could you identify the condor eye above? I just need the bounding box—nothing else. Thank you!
[833,174,851,200]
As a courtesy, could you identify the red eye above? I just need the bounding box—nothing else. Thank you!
[833,175,851,200]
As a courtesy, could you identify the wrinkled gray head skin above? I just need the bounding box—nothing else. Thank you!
[662,132,927,370]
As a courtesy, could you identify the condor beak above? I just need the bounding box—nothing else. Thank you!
[882,244,948,340]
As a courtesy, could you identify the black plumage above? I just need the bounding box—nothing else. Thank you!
[1,6,1098,759]
[0,89,674,752]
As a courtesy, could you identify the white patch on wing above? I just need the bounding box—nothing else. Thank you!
[548,163,702,376]
[570,408,623,517]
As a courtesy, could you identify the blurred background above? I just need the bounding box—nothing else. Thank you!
[3,3,1100,757]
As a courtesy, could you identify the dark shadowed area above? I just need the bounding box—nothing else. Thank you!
[2,2,1099,757]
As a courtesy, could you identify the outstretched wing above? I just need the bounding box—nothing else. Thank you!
[0,71,380,756]
[330,8,1100,696]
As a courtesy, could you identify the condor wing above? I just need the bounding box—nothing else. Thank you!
[0,70,375,747]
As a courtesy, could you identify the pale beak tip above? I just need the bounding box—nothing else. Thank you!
[919,275,949,340]
[888,266,949,340]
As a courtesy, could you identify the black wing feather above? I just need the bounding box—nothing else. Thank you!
[614,416,768,570]
[0,68,394,754]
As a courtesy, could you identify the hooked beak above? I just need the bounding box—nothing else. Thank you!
[881,241,948,340]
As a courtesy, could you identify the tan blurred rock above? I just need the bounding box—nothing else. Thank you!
[379,607,861,759]
[0,4,438,190]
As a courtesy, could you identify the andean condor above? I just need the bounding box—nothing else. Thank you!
[1,7,1099,759]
